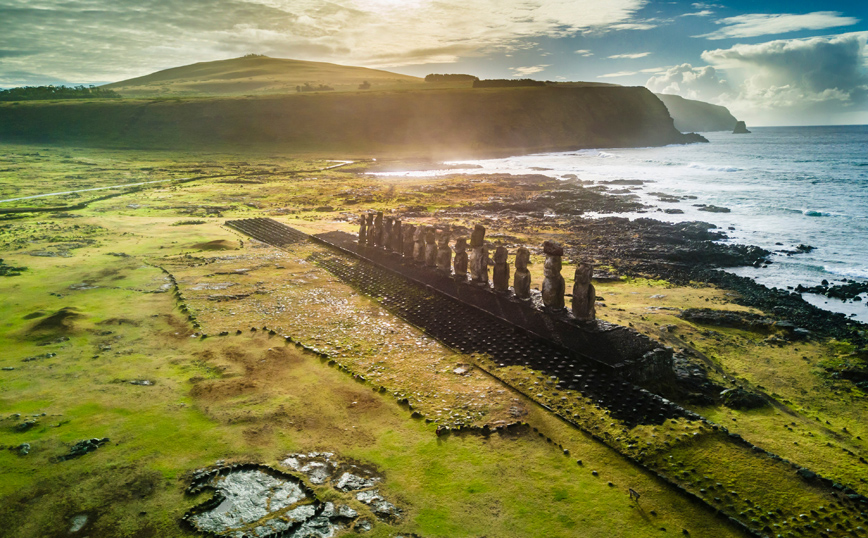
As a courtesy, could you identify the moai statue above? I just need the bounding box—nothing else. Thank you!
[572,262,596,321]
[436,229,452,273]
[453,237,468,279]
[424,227,438,267]
[402,224,416,259]
[492,246,510,292]
[469,224,488,284]
[357,214,367,246]
[513,247,531,300]
[392,219,403,254]
[383,217,393,251]
[372,212,384,248]
[413,226,426,264]
[364,213,375,247]
[541,240,565,310]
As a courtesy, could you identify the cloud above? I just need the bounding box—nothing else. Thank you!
[680,10,713,18]
[510,65,550,77]
[696,11,860,40]
[0,0,648,86]
[702,32,868,106]
[598,71,637,78]
[608,52,651,59]
[574,49,594,56]
[645,63,731,100]
[648,33,868,125]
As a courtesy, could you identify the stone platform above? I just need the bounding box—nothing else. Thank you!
[225,218,692,426]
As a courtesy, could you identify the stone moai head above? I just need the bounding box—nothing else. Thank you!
[493,245,508,264]
[437,229,450,247]
[374,211,383,225]
[515,247,530,271]
[470,224,486,248]
[413,226,424,241]
[425,226,436,243]
[359,214,367,226]
[384,216,393,229]
[543,240,564,258]
[454,237,467,253]
[574,262,593,286]
[366,213,374,225]
[544,256,562,277]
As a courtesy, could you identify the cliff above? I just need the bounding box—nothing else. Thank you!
[0,86,698,157]
[655,93,738,133]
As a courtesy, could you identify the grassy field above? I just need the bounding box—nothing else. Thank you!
[1,143,867,538]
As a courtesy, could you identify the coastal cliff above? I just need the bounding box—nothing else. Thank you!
[655,93,739,133]
[0,86,698,157]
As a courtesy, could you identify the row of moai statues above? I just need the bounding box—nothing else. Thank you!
[358,212,595,320]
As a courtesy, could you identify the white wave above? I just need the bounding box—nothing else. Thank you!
[823,266,868,280]
[686,162,741,172]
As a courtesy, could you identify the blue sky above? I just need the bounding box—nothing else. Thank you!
[1,0,866,125]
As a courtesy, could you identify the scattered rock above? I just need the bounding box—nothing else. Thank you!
[720,388,767,410]
[679,309,774,332]
[56,438,109,461]
[12,443,30,456]
[797,468,818,480]
[356,489,401,519]
[129,379,154,386]
[281,452,338,485]
[14,419,38,432]
[694,204,731,213]
[452,365,471,376]
[22,353,57,363]
[69,514,88,533]
[335,472,380,492]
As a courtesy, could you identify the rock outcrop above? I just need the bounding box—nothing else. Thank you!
[733,120,751,134]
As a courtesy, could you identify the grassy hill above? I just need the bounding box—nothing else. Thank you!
[0,86,694,157]
[102,55,425,97]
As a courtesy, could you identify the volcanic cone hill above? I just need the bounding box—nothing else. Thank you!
[102,55,424,97]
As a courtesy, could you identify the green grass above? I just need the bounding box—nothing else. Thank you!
[2,142,867,538]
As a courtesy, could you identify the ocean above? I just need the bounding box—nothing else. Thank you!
[377,125,868,322]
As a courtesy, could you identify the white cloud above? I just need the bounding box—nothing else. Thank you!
[598,71,637,78]
[0,0,648,85]
[680,10,713,18]
[648,33,868,125]
[645,63,731,101]
[608,52,651,59]
[574,49,594,56]
[640,66,669,74]
[696,11,860,40]
[510,65,550,77]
